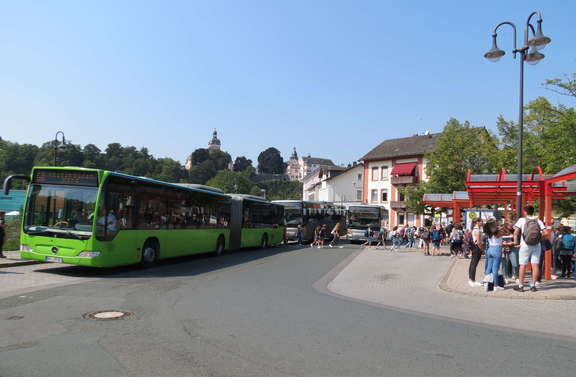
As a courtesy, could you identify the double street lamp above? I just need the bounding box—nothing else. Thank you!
[54,131,66,166]
[484,11,551,217]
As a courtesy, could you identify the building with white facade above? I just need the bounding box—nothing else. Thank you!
[287,147,338,182]
[302,165,347,201]
[317,164,364,204]
[361,133,439,228]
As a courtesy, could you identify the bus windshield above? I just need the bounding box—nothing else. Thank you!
[282,203,303,226]
[348,207,381,229]
[24,184,98,239]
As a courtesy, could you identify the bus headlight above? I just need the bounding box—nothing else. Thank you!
[20,244,32,252]
[78,251,101,258]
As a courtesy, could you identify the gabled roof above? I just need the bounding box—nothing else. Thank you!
[361,133,440,161]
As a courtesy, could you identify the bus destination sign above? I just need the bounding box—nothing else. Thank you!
[33,170,98,187]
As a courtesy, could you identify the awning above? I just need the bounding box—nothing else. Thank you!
[391,163,416,176]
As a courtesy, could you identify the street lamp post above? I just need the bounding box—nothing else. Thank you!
[54,131,66,166]
[484,11,551,218]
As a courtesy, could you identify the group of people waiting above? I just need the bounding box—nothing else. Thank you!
[466,204,576,293]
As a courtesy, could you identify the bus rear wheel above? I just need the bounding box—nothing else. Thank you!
[215,236,225,256]
[261,234,269,249]
[140,240,159,267]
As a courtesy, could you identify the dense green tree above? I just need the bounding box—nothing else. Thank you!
[257,147,285,174]
[258,179,302,200]
[233,156,252,171]
[188,160,217,184]
[209,150,232,171]
[426,118,499,193]
[206,170,256,194]
[190,148,210,165]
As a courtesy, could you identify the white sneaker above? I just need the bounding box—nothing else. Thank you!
[534,282,542,289]
[329,245,333,248]
[468,280,482,287]
[494,286,505,291]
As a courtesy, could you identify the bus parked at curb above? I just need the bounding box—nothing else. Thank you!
[273,200,346,243]
[346,205,387,243]
[3,167,284,268]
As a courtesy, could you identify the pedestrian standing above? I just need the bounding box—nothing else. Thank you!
[558,226,575,278]
[431,225,442,256]
[513,205,545,292]
[501,214,519,283]
[468,218,484,287]
[421,226,431,255]
[329,223,341,248]
[0,218,6,258]
[407,226,416,248]
[449,223,464,258]
[297,224,303,245]
[483,219,505,292]
[375,227,386,248]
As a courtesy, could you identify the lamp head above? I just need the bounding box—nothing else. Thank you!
[525,46,544,65]
[527,19,551,51]
[484,34,505,62]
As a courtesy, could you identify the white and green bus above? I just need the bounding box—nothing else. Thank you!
[3,167,284,267]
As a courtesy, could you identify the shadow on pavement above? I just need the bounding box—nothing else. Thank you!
[30,245,312,279]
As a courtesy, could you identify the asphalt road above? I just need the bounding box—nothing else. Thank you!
[1,244,575,377]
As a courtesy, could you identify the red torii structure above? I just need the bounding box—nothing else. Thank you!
[423,166,576,280]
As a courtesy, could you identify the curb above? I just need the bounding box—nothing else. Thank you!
[0,260,45,268]
[437,257,576,301]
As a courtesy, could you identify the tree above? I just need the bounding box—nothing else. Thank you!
[209,150,232,171]
[399,184,429,215]
[190,148,210,165]
[257,147,284,174]
[426,118,499,193]
[188,160,217,184]
[206,170,256,194]
[233,156,252,171]
[258,179,302,200]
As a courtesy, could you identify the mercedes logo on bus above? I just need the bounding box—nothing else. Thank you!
[51,247,58,254]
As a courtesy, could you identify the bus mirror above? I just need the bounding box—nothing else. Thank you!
[3,175,30,195]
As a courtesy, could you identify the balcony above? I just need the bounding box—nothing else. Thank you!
[390,201,406,209]
[391,175,417,185]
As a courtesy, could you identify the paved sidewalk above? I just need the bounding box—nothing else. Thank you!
[0,250,43,268]
[442,257,576,300]
[326,247,576,339]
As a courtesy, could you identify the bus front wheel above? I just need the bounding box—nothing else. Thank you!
[215,236,225,256]
[261,234,269,249]
[141,240,159,267]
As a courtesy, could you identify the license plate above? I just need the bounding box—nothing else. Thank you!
[45,256,63,263]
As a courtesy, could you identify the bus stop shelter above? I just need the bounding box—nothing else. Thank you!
[424,166,576,280]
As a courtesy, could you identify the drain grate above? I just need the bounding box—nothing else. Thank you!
[82,310,133,321]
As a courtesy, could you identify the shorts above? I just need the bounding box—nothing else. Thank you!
[432,240,440,248]
[519,244,541,265]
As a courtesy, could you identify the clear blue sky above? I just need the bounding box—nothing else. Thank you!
[1,1,574,166]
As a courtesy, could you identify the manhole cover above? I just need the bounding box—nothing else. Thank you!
[83,310,133,321]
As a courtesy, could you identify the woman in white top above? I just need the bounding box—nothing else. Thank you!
[483,219,504,291]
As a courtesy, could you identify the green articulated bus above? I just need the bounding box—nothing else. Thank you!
[3,167,284,267]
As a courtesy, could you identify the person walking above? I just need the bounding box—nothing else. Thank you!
[0,218,6,258]
[329,223,341,248]
[513,205,545,292]
[311,225,321,248]
[375,227,386,248]
[468,218,484,287]
[558,226,575,278]
[407,226,416,248]
[319,224,328,248]
[361,226,374,248]
[483,219,505,292]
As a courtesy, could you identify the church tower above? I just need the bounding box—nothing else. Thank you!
[208,129,221,153]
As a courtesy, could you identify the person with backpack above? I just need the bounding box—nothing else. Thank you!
[558,226,575,278]
[468,217,484,287]
[449,223,464,258]
[407,226,416,248]
[513,205,546,292]
[421,226,431,255]
[501,214,519,283]
[431,225,443,256]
